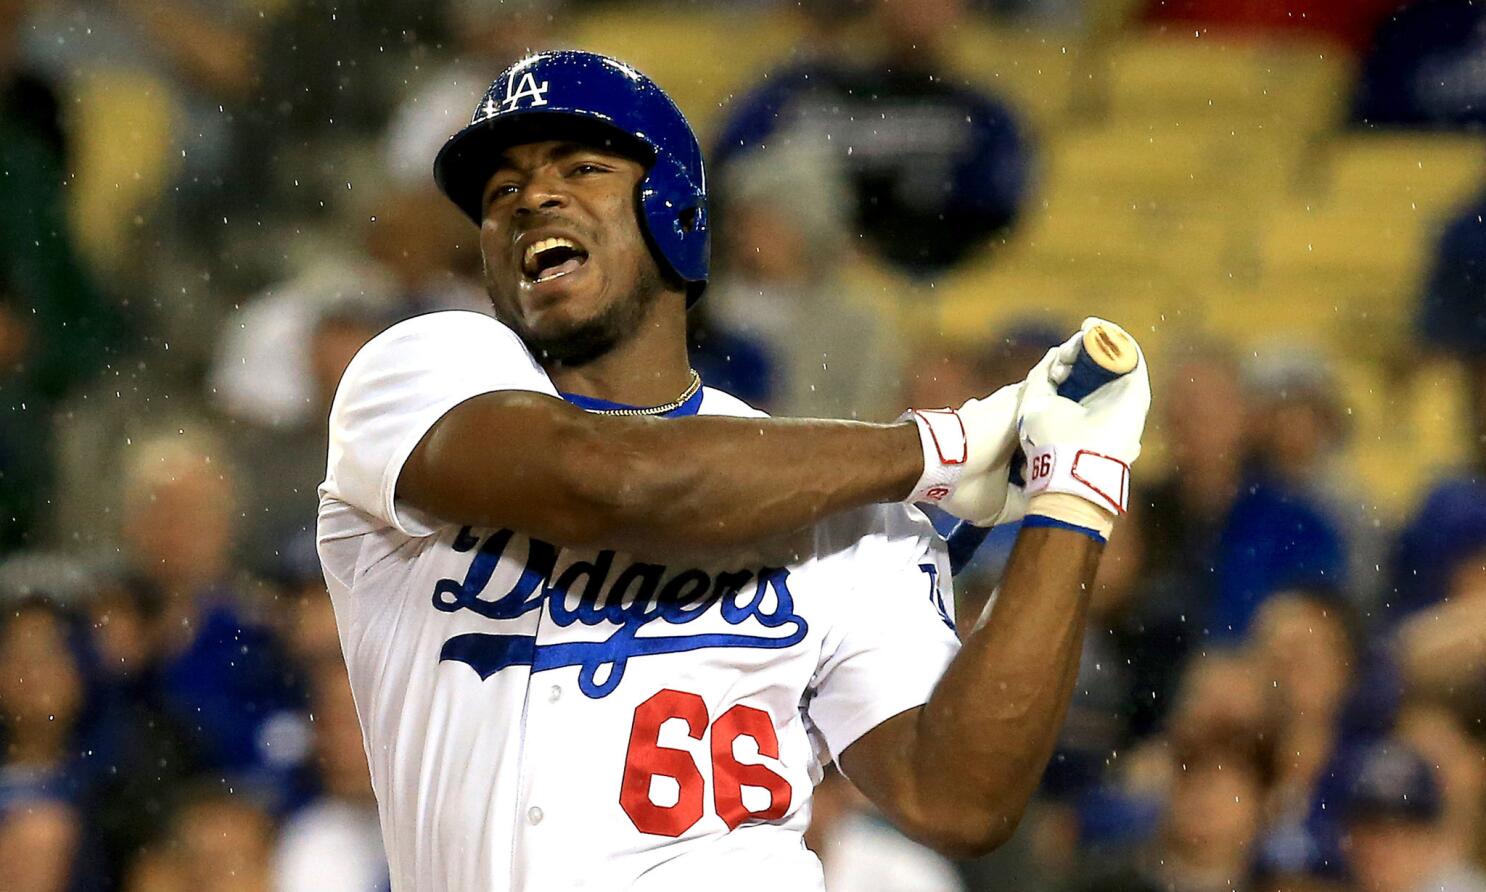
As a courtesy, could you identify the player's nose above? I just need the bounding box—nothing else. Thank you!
[512,173,569,216]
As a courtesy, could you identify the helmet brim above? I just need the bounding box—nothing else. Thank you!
[433,109,656,225]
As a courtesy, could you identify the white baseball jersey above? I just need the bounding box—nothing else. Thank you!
[317,310,960,892]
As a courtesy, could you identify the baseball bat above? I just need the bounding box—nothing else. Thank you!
[946,321,1138,576]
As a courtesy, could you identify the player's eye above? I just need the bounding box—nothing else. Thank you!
[484,182,520,208]
[571,162,607,176]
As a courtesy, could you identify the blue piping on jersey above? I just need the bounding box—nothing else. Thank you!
[558,385,704,417]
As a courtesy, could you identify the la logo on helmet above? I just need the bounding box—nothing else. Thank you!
[502,72,550,110]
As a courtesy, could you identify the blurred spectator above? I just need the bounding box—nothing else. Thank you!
[0,0,61,156]
[1134,725,1276,892]
[1395,702,1486,864]
[212,186,482,429]
[1419,185,1486,546]
[1048,511,1147,795]
[126,784,276,892]
[0,597,96,891]
[0,284,50,556]
[272,661,385,892]
[1248,592,1359,824]
[1,0,123,554]
[383,0,564,191]
[1353,0,1486,130]
[249,0,447,172]
[1393,542,1486,722]
[1144,346,1348,643]
[0,598,90,804]
[1340,741,1486,892]
[1087,504,1200,741]
[1397,188,1486,618]
[0,798,83,892]
[706,143,905,420]
[209,176,483,570]
[80,581,207,887]
[1420,189,1486,367]
[1120,651,1267,796]
[0,594,129,889]
[1143,0,1407,54]
[1243,349,1386,602]
[23,0,264,250]
[216,296,387,568]
[119,432,300,778]
[1389,475,1486,621]
[1142,348,1249,616]
[804,768,963,892]
[714,0,1033,279]
[687,306,775,410]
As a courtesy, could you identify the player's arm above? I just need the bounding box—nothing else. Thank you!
[400,393,920,552]
[840,522,1099,857]
[397,383,1024,555]
[838,337,1151,858]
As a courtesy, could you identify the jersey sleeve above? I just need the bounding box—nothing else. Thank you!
[806,506,960,766]
[321,310,557,537]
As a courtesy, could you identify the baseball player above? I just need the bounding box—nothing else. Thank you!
[317,51,1150,891]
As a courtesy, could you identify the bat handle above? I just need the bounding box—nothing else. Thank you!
[1058,343,1124,403]
[947,520,991,576]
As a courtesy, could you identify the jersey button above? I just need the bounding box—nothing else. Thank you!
[528,806,544,825]
[548,685,562,703]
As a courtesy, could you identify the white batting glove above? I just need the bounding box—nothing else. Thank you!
[1018,318,1151,531]
[902,383,1027,526]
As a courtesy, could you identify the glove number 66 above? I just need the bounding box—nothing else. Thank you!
[1029,454,1053,482]
[620,689,792,837]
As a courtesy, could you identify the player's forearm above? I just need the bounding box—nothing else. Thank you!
[856,527,1099,857]
[402,392,924,552]
[590,414,923,551]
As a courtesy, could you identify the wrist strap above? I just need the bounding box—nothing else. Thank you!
[900,408,967,504]
[1026,493,1115,540]
[1024,444,1130,514]
[1022,515,1107,545]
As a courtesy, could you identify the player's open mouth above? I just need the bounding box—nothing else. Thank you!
[523,237,590,284]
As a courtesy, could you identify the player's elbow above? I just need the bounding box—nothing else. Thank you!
[909,804,1027,859]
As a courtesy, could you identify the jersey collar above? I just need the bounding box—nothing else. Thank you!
[559,385,704,418]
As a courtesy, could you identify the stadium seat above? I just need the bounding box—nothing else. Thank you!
[1099,32,1352,139]
[1321,133,1486,220]
[65,69,178,275]
[943,21,1084,135]
[565,7,802,141]
[1254,202,1430,333]
[929,250,1188,352]
[1340,357,1473,516]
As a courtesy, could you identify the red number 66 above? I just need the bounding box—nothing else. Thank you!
[619,689,793,836]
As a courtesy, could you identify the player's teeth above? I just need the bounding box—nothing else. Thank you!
[524,237,579,268]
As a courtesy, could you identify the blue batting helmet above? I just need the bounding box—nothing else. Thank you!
[433,51,709,301]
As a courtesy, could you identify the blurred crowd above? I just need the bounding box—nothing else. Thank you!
[4,0,1486,890]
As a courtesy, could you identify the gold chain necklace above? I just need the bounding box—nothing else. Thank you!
[582,370,702,416]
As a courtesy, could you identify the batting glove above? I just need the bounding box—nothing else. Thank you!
[902,383,1028,527]
[1017,318,1151,535]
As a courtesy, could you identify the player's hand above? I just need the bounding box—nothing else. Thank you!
[1017,318,1151,517]
[902,383,1024,525]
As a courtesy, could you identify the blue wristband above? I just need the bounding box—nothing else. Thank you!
[1022,514,1107,545]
